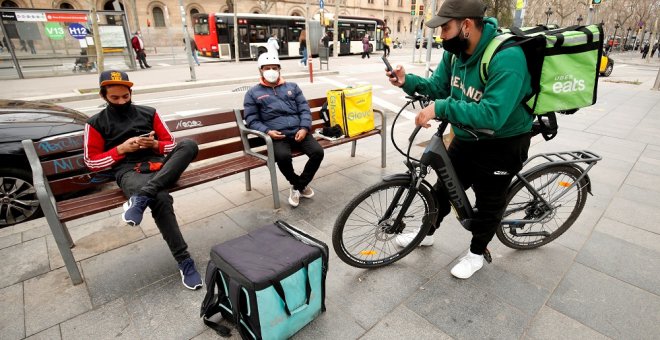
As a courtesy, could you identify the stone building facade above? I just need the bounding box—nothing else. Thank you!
[2,0,417,47]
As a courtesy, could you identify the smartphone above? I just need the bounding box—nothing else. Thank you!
[381,56,398,82]
[137,132,152,138]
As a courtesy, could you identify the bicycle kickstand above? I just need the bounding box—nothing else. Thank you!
[483,248,493,264]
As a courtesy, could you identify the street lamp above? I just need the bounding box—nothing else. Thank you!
[613,23,620,50]
[577,14,583,26]
[545,7,553,25]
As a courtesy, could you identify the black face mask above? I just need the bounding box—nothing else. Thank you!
[107,100,132,114]
[442,26,469,56]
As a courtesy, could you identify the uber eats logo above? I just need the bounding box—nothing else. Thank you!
[552,74,585,94]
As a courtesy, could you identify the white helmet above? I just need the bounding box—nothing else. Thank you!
[257,53,280,68]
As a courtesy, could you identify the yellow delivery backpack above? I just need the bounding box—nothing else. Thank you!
[326,85,375,137]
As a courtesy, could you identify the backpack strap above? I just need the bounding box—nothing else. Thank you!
[479,34,510,84]
[200,262,232,337]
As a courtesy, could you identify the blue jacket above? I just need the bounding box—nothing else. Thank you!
[243,79,311,137]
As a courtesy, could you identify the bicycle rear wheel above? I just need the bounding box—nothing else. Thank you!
[497,165,588,249]
[332,178,435,268]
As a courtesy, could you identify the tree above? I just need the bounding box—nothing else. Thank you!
[485,0,514,27]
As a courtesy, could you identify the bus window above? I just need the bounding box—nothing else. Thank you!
[194,16,209,35]
[250,25,268,42]
[288,26,302,42]
[217,23,229,43]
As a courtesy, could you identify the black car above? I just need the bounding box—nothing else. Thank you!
[0,100,87,227]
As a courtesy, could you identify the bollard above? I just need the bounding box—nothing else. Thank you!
[308,58,314,83]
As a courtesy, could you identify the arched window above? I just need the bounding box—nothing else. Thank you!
[189,8,199,23]
[1,0,19,7]
[153,6,166,27]
[103,0,124,25]
[291,11,302,17]
[59,2,74,9]
[397,19,401,33]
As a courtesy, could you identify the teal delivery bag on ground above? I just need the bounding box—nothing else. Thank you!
[200,220,329,339]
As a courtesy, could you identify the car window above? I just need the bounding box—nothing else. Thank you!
[0,112,77,123]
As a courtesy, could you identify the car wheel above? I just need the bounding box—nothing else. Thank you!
[602,62,613,77]
[0,167,41,227]
[437,44,442,49]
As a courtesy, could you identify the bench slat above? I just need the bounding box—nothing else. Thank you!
[57,154,266,222]
[166,111,236,132]
[34,133,84,157]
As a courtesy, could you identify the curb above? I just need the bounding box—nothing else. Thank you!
[20,70,340,104]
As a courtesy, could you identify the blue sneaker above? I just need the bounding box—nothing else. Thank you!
[121,195,152,227]
[178,258,203,290]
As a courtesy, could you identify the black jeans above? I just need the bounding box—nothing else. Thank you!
[116,139,199,263]
[136,50,150,68]
[429,134,531,255]
[273,134,324,192]
[383,45,390,57]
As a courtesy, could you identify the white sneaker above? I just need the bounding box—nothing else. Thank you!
[288,188,301,207]
[450,251,484,279]
[393,228,434,247]
[300,186,314,198]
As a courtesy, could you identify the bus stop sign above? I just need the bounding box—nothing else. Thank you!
[68,23,87,39]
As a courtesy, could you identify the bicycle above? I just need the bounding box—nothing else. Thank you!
[332,94,601,268]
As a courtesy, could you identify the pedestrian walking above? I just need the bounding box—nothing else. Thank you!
[184,38,200,66]
[383,32,392,57]
[27,40,36,54]
[299,30,308,67]
[361,33,371,59]
[642,44,650,59]
[267,33,280,55]
[131,31,151,69]
[651,43,658,58]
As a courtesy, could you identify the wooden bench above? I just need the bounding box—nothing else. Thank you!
[22,110,267,285]
[234,97,386,209]
[22,97,385,285]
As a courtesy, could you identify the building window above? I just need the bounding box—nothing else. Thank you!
[291,11,302,17]
[59,2,74,9]
[189,8,199,23]
[368,0,374,4]
[397,19,401,33]
[153,6,166,27]
[385,0,389,5]
[398,0,403,7]
[1,0,18,7]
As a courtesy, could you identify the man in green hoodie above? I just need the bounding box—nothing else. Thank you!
[386,0,533,279]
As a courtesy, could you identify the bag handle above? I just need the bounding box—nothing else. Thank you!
[271,260,312,316]
[200,265,232,337]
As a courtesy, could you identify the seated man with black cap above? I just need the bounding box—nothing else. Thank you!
[83,70,203,290]
[386,0,534,279]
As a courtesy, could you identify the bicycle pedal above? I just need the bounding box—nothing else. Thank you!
[483,248,492,264]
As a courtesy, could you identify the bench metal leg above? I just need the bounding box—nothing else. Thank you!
[268,161,281,209]
[351,140,357,157]
[43,209,83,285]
[381,125,387,168]
[244,170,252,191]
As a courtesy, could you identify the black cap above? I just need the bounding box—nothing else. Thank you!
[426,0,487,28]
[99,70,134,88]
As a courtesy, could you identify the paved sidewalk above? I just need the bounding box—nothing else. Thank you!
[1,55,660,339]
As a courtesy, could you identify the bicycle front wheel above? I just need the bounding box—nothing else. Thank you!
[497,165,588,249]
[332,178,435,268]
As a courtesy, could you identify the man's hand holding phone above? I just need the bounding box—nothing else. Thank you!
[136,131,158,150]
[382,56,405,87]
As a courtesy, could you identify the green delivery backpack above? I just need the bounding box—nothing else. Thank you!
[476,24,604,140]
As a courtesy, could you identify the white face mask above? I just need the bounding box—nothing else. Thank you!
[263,69,279,83]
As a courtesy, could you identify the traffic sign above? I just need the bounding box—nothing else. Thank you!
[45,22,65,40]
[68,23,88,39]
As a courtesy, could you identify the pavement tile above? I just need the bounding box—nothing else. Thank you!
[360,305,452,340]
[604,196,660,234]
[615,183,660,208]
[586,135,646,163]
[224,195,294,232]
[405,273,530,339]
[0,283,24,340]
[23,266,92,337]
[21,224,52,242]
[524,306,610,340]
[595,217,660,253]
[0,237,50,289]
[292,298,367,340]
[0,232,22,250]
[60,298,139,339]
[24,326,61,340]
[211,178,265,206]
[548,263,660,339]
[124,276,207,340]
[576,231,660,296]
[46,218,146,270]
[324,260,427,330]
[81,212,245,307]
[173,187,236,224]
[624,169,660,193]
